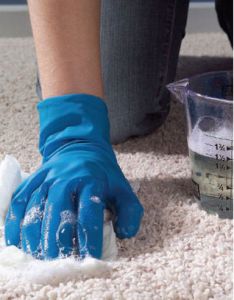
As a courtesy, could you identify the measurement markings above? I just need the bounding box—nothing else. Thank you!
[203,133,232,141]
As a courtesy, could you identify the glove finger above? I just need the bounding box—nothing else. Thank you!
[113,186,144,239]
[77,180,105,259]
[5,168,48,237]
[4,177,44,248]
[21,184,48,258]
[41,181,77,259]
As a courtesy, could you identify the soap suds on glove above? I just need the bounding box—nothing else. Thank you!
[0,155,140,285]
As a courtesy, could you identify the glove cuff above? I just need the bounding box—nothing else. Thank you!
[37,94,111,159]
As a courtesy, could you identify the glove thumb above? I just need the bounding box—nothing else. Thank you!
[113,186,144,239]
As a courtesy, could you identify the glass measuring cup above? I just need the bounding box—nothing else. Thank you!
[167,71,233,219]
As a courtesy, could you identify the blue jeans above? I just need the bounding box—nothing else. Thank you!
[36,0,189,144]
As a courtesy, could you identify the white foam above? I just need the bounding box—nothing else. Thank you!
[188,117,233,158]
[0,245,112,285]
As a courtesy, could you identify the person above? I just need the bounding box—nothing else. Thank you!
[4,0,232,260]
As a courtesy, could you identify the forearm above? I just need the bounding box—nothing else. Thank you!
[28,0,103,99]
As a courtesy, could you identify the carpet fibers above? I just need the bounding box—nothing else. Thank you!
[0,33,232,299]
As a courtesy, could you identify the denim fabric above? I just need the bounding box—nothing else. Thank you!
[36,0,189,144]
[215,0,233,46]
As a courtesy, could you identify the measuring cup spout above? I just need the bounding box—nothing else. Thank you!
[167,78,189,104]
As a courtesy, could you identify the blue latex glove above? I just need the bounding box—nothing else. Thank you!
[4,94,143,259]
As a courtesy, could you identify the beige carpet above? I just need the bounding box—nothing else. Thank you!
[0,33,233,299]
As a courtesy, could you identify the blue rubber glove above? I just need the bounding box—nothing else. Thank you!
[4,94,143,259]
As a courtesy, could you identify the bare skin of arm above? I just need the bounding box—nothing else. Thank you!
[27,0,104,99]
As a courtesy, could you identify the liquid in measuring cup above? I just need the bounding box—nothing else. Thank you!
[188,117,233,218]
